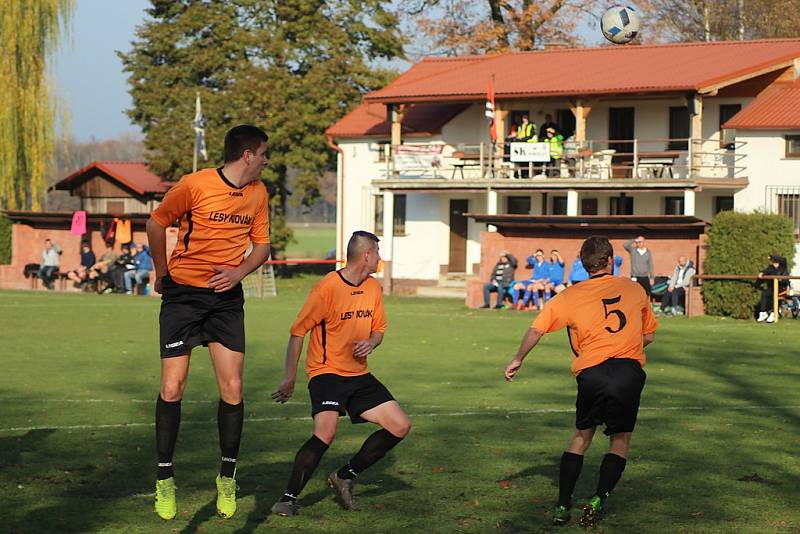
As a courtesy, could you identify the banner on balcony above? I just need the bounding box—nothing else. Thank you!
[394,144,444,170]
[510,142,551,162]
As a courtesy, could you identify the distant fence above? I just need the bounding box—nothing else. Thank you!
[694,275,800,322]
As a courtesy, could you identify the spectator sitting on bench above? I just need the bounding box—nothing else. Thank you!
[756,253,789,323]
[109,243,136,293]
[38,238,61,290]
[67,241,96,289]
[660,255,695,315]
[89,241,117,289]
[124,242,153,295]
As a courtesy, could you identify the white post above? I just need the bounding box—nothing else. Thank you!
[487,189,498,232]
[684,189,696,216]
[336,151,344,263]
[381,191,394,295]
[567,189,579,216]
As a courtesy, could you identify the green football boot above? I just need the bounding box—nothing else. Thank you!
[154,477,177,520]
[578,495,604,529]
[552,504,571,525]
[215,474,238,518]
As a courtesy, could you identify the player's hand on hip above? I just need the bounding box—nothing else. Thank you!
[207,266,242,292]
[352,340,374,360]
[504,359,523,381]
[271,379,295,403]
[154,276,164,294]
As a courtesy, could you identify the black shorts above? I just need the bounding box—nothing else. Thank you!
[575,358,646,436]
[308,373,395,424]
[159,275,245,358]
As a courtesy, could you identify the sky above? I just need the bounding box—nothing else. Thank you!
[52,1,605,143]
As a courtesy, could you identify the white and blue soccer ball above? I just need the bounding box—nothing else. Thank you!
[600,5,640,45]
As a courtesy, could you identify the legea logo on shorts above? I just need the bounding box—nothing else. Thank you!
[165,341,185,349]
[321,400,340,406]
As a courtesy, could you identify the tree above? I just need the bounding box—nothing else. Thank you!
[0,0,74,210]
[119,0,403,256]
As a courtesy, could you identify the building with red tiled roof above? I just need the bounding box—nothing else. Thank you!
[327,39,800,302]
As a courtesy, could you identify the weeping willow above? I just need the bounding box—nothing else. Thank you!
[0,0,73,210]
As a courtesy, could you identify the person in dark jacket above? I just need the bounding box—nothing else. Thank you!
[756,253,789,323]
[481,251,518,309]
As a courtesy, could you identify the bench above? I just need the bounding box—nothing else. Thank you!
[449,151,482,179]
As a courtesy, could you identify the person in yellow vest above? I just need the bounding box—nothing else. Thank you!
[516,114,538,143]
[544,127,565,177]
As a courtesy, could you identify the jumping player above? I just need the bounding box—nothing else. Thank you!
[504,236,658,528]
[270,231,411,517]
[146,125,271,520]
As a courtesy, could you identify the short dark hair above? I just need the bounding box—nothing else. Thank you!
[223,125,269,163]
[580,236,613,273]
[346,231,379,262]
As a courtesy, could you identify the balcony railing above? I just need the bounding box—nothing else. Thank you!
[381,138,746,181]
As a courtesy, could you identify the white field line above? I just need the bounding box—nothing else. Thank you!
[1,404,798,434]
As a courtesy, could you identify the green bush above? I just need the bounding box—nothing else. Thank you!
[0,214,11,265]
[703,211,795,319]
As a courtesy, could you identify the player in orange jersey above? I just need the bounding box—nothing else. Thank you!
[146,125,271,520]
[270,231,411,517]
[504,236,658,528]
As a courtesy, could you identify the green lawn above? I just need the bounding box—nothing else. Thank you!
[285,224,335,259]
[1,281,798,533]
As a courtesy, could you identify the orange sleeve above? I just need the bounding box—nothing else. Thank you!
[371,291,388,333]
[531,295,568,333]
[290,285,327,337]
[151,178,193,227]
[249,186,270,244]
[642,300,659,335]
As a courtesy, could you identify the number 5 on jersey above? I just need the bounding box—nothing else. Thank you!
[602,296,627,333]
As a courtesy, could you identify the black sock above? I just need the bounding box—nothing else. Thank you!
[596,453,627,500]
[558,451,584,508]
[280,435,329,502]
[218,399,244,478]
[155,395,181,480]
[337,428,404,480]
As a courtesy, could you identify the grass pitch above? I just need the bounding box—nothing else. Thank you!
[1,278,798,533]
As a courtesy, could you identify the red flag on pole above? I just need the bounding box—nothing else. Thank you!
[485,76,497,142]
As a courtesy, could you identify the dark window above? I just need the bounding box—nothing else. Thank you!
[777,194,800,237]
[552,196,568,215]
[106,200,124,214]
[668,107,689,150]
[786,135,800,158]
[714,196,734,214]
[507,196,531,215]
[556,109,576,138]
[374,194,406,235]
[609,195,634,215]
[719,104,742,149]
[376,141,390,162]
[664,196,684,215]
[581,198,598,215]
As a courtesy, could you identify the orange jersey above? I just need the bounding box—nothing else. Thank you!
[290,271,388,380]
[150,167,269,288]
[531,274,658,376]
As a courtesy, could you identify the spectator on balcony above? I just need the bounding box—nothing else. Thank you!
[567,256,589,286]
[756,253,789,323]
[481,251,518,309]
[546,249,567,295]
[516,114,537,143]
[38,238,61,290]
[624,236,654,295]
[67,241,96,288]
[124,242,154,294]
[540,114,558,136]
[660,256,695,315]
[543,127,565,177]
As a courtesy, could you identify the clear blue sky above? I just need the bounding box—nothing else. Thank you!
[53,0,150,142]
[53,1,606,142]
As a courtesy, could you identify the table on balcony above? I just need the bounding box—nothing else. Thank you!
[637,150,681,178]
[449,150,482,179]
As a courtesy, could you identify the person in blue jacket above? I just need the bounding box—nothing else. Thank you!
[568,256,589,286]
[125,242,153,294]
[546,249,567,295]
[519,249,551,310]
[613,255,623,276]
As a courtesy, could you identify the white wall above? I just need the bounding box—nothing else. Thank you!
[734,130,800,211]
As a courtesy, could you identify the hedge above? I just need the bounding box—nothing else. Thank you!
[703,211,795,319]
[0,214,11,265]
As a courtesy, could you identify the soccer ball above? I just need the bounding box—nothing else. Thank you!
[600,6,640,45]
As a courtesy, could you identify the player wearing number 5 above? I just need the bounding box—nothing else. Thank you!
[504,236,658,528]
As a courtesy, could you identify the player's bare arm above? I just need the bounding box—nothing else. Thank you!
[643,332,655,347]
[208,242,270,292]
[272,335,304,403]
[353,331,384,360]
[504,328,545,381]
[146,217,169,293]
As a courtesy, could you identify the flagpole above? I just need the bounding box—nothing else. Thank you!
[193,92,199,173]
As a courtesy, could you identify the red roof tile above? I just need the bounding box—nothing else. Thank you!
[54,161,171,195]
[723,78,800,129]
[364,39,800,103]
[326,101,470,138]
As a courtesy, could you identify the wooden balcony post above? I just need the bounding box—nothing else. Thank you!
[689,93,703,178]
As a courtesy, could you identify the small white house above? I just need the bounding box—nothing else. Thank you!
[326,39,800,294]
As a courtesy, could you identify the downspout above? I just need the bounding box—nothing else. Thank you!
[326,133,344,265]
